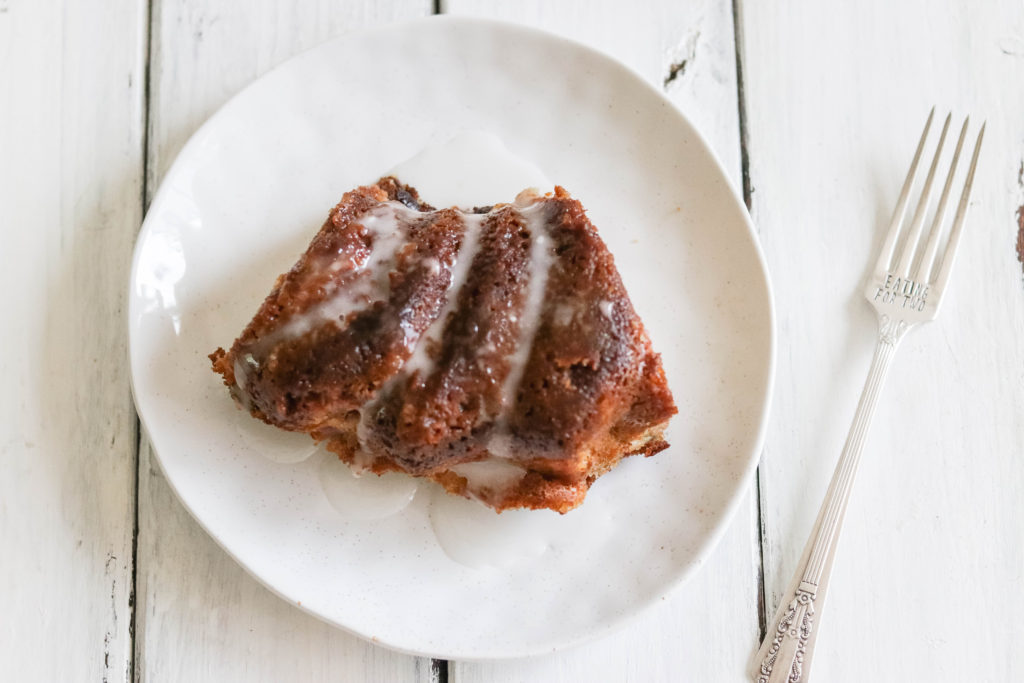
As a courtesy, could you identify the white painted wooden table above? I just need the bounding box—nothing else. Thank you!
[4,1,1023,681]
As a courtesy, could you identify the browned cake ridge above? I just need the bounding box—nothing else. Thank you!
[210,177,676,513]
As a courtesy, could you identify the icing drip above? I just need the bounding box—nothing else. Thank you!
[450,458,527,499]
[230,353,260,411]
[401,213,485,379]
[318,450,417,519]
[258,201,418,351]
[354,210,487,466]
[422,258,442,276]
[236,420,318,464]
[323,194,557,489]
[238,202,419,406]
[428,488,551,568]
[233,357,249,392]
[487,202,555,459]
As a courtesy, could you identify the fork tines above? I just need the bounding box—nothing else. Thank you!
[875,107,985,296]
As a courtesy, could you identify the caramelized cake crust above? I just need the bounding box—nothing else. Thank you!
[211,178,676,513]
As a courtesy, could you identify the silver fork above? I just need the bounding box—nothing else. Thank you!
[750,109,985,683]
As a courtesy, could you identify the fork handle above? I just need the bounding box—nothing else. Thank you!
[751,314,908,683]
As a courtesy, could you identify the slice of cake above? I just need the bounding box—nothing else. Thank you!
[210,177,676,513]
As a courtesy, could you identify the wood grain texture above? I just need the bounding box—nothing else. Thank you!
[740,0,1024,680]
[0,1,146,681]
[135,2,434,681]
[442,1,763,680]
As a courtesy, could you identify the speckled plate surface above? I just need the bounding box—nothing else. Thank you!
[128,16,774,659]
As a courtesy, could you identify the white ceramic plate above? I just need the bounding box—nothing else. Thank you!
[129,16,774,659]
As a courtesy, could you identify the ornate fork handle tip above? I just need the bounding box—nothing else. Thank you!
[757,588,816,683]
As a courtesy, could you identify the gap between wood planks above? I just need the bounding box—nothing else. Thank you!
[128,0,155,680]
[730,0,767,647]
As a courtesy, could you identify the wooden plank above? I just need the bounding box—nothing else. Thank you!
[135,3,435,681]
[740,0,1024,680]
[0,1,146,681]
[442,1,763,680]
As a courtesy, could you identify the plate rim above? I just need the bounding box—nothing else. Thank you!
[128,13,776,660]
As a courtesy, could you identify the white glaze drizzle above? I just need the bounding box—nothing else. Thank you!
[256,202,418,353]
[231,354,259,411]
[318,450,418,519]
[428,474,616,569]
[353,209,487,469]
[428,487,551,568]
[422,257,441,276]
[233,133,598,561]
[449,458,527,498]
[401,212,485,379]
[235,420,318,464]
[241,192,557,498]
[233,357,249,392]
[486,201,555,460]
[353,197,555,490]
